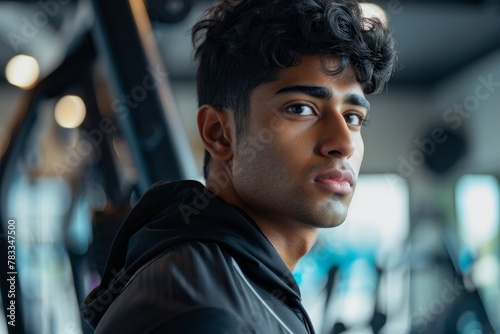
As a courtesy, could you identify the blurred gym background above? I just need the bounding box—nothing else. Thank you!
[0,0,499,333]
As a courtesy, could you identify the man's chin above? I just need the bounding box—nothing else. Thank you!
[316,201,350,228]
[317,218,347,229]
[304,211,349,229]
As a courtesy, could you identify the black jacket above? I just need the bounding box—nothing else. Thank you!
[82,180,315,333]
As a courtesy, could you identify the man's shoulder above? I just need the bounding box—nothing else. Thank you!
[95,241,248,332]
[148,307,254,334]
[95,240,308,334]
[120,240,239,306]
[140,240,234,279]
[96,306,253,334]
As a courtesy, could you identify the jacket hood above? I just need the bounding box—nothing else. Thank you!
[82,180,301,328]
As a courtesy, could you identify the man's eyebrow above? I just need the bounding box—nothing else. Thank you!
[274,85,370,111]
[345,93,370,111]
[274,85,333,100]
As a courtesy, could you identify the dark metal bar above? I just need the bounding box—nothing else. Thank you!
[91,0,198,195]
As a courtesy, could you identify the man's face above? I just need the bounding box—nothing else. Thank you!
[230,55,368,228]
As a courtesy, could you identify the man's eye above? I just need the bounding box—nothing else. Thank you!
[345,113,367,127]
[285,104,315,116]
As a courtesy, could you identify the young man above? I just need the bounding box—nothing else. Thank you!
[82,0,396,332]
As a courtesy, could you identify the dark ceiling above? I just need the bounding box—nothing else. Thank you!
[0,0,499,88]
[378,0,500,86]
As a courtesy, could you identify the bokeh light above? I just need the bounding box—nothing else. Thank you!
[5,54,40,89]
[54,95,87,129]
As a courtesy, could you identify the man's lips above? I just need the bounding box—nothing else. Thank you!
[313,169,355,194]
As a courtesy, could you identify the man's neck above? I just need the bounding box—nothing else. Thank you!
[254,219,318,272]
[206,173,318,272]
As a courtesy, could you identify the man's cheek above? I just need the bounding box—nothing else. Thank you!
[354,139,365,170]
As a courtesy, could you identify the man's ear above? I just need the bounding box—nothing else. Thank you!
[197,104,234,162]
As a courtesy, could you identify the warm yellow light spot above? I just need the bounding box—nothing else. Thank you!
[54,95,87,129]
[5,54,40,89]
[360,3,388,28]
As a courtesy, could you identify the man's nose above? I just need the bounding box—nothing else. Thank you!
[318,113,356,159]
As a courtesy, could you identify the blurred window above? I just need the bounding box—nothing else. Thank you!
[455,174,500,330]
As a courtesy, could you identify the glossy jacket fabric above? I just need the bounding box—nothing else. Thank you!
[82,180,315,333]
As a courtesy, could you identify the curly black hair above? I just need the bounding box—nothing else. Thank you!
[192,0,397,178]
